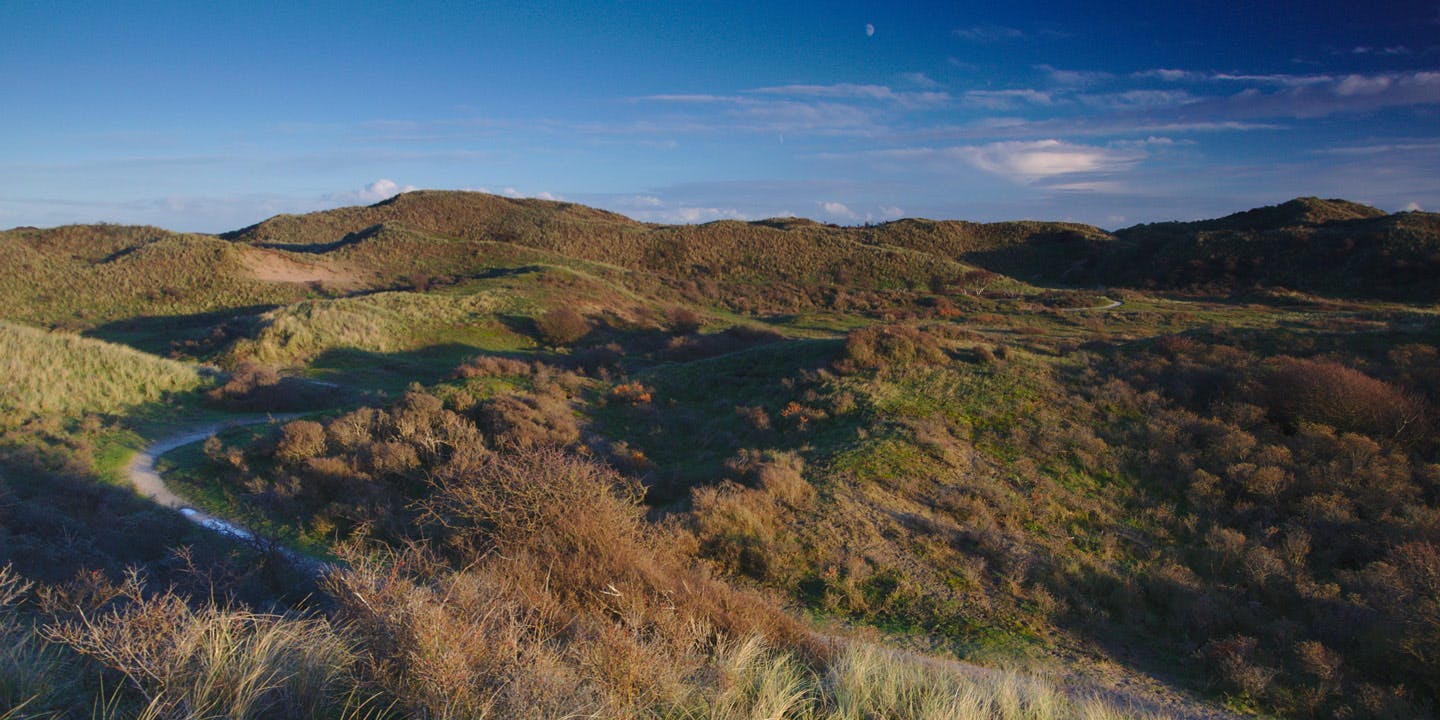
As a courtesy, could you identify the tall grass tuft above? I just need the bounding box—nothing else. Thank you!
[43,571,357,720]
[685,638,1173,720]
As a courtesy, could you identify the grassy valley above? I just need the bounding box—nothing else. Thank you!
[2,192,1439,719]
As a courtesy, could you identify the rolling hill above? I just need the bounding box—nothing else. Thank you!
[4,192,1440,719]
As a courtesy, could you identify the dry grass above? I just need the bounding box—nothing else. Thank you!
[42,569,360,720]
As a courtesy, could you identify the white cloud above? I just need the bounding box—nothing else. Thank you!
[356,178,417,202]
[1134,68,1197,82]
[964,140,1141,180]
[879,205,905,219]
[1351,45,1410,55]
[1045,181,1126,192]
[1405,201,1424,211]
[322,179,418,206]
[1319,141,1440,155]
[1133,69,1333,87]
[672,206,746,223]
[1208,71,1440,118]
[955,24,1066,41]
[820,201,859,220]
[641,93,883,134]
[1111,136,1187,149]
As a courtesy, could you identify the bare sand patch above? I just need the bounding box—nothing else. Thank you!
[239,247,363,290]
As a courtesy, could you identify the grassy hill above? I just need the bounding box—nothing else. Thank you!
[0,224,323,329]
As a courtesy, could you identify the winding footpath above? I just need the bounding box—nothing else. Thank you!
[1058,298,1123,312]
[126,414,327,572]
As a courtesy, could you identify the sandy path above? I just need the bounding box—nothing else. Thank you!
[126,415,304,548]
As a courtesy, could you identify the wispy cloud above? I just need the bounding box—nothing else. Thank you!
[748,83,951,108]
[1037,65,1114,85]
[834,140,1144,184]
[1317,140,1440,155]
[953,24,1026,41]
[962,89,1054,110]
[1192,71,1440,119]
[1132,69,1335,86]
[1349,45,1411,55]
[900,72,940,88]
[953,24,1067,42]
[961,140,1142,181]
[1075,89,1196,110]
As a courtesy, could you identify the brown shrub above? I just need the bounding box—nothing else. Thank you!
[453,354,536,379]
[836,324,947,374]
[477,393,580,449]
[365,441,420,477]
[1260,356,1426,442]
[535,307,591,346]
[736,405,771,431]
[723,449,814,509]
[666,306,703,334]
[610,383,653,406]
[275,420,327,463]
[205,361,336,412]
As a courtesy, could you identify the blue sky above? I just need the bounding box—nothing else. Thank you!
[2,0,1438,232]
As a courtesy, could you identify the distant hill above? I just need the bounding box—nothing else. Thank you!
[894,196,1439,299]
[6,193,1438,335]
[1098,198,1440,298]
[223,190,1043,293]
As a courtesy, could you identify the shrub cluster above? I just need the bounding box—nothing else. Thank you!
[835,324,948,374]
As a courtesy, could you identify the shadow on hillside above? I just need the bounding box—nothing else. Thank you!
[84,305,276,359]
[0,402,317,605]
[308,343,517,395]
[961,230,1112,286]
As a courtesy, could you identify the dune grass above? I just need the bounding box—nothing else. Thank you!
[227,288,526,366]
[0,320,205,418]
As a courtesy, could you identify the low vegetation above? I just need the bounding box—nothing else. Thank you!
[4,192,1440,719]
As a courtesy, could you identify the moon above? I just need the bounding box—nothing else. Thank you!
[865,23,875,37]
